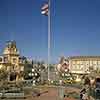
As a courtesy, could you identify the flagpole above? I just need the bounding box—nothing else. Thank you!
[48,0,51,81]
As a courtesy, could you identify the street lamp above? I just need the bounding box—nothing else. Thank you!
[35,73,37,76]
[28,73,32,77]
[33,80,36,86]
[39,69,41,72]
[32,68,35,72]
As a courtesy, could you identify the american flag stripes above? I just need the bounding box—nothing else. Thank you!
[41,3,49,16]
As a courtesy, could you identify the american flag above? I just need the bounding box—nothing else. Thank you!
[41,3,49,16]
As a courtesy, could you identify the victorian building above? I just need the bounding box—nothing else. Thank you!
[0,41,25,81]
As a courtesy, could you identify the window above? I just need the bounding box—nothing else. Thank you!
[0,57,2,62]
[13,58,17,63]
[90,61,93,66]
[4,57,8,63]
[85,61,89,65]
[98,61,100,65]
[72,61,75,64]
[93,61,97,65]
[80,65,84,70]
[77,61,80,64]
[19,57,24,63]
[77,65,80,69]
[80,61,83,65]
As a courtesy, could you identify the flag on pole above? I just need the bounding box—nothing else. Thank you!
[41,3,49,16]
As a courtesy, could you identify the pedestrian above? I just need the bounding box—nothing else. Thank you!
[80,76,91,100]
[80,88,89,100]
[94,77,100,99]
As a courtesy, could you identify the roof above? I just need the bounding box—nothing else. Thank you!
[67,56,100,60]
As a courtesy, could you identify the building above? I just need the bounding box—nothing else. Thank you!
[68,56,100,75]
[0,41,25,81]
[57,56,100,78]
[56,56,100,80]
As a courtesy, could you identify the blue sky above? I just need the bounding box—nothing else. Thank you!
[0,0,100,63]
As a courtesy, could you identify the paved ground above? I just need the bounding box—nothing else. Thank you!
[24,86,80,100]
[25,87,58,100]
[3,86,94,100]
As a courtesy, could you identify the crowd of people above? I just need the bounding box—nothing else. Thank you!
[80,76,100,100]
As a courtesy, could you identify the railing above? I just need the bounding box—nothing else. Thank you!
[0,91,26,99]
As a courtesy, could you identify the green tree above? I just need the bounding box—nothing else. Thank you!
[0,69,8,81]
[0,69,8,89]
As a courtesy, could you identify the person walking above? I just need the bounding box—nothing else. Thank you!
[94,77,100,100]
[80,76,91,100]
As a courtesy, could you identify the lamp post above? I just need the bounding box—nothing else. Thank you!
[31,67,40,85]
